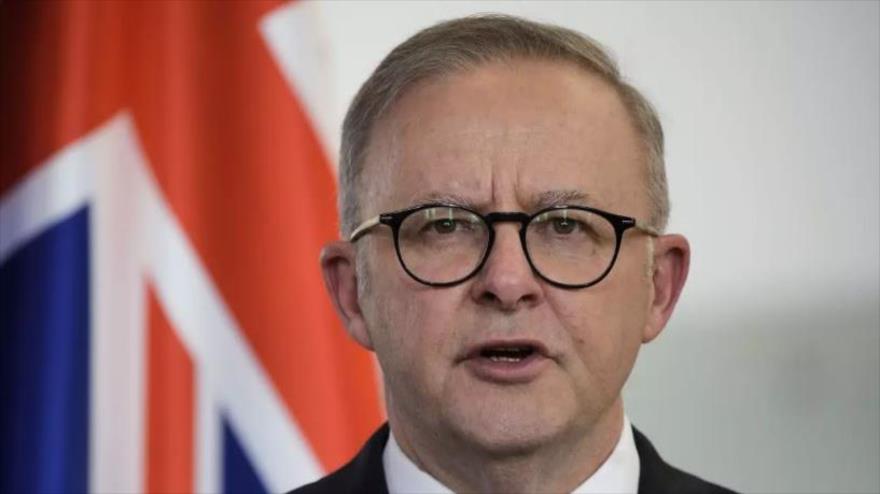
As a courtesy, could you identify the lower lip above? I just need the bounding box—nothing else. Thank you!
[464,353,550,384]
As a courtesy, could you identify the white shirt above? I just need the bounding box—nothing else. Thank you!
[383,416,641,494]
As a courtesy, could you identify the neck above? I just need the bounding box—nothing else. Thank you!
[388,398,625,493]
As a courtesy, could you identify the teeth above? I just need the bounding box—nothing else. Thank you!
[479,345,535,363]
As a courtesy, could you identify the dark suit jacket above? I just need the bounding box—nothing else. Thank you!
[290,423,736,493]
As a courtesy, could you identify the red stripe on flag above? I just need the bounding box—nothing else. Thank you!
[0,1,126,194]
[145,288,195,493]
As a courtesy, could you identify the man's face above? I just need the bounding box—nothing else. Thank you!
[353,59,662,454]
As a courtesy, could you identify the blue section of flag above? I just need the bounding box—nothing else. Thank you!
[0,208,91,494]
[222,418,268,494]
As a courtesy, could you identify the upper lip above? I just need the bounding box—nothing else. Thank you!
[459,338,552,362]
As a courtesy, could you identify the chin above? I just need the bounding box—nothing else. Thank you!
[444,384,576,457]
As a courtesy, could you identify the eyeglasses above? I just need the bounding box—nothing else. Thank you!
[349,204,659,289]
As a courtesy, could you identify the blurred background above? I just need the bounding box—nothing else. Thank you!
[1,1,877,493]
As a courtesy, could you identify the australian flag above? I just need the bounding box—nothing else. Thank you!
[0,2,382,492]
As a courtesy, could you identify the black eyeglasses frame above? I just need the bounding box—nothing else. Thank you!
[349,203,658,289]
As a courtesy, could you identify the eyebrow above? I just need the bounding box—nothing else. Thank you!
[407,189,595,212]
[531,190,594,210]
[409,192,482,209]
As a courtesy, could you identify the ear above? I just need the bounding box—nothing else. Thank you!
[642,234,690,343]
[320,240,374,351]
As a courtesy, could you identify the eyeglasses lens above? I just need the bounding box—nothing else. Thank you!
[525,208,617,286]
[397,207,489,284]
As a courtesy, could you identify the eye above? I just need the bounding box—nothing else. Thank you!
[432,219,458,234]
[552,217,578,234]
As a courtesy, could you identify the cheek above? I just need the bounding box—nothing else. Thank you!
[553,271,651,388]
[362,263,464,392]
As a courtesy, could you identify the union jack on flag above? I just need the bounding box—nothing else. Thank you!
[0,2,383,492]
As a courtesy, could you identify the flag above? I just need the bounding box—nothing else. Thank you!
[0,1,383,492]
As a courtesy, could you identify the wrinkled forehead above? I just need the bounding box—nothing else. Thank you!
[360,60,648,216]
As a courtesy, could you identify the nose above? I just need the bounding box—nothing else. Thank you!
[469,223,543,311]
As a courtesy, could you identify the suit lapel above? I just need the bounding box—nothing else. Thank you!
[633,426,673,492]
[342,423,391,493]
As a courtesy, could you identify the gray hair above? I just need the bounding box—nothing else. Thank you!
[339,14,669,237]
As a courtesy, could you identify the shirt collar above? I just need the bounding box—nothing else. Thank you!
[382,416,640,494]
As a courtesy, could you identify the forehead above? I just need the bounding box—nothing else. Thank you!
[364,59,647,215]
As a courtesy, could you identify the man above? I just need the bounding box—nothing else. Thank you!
[296,14,734,494]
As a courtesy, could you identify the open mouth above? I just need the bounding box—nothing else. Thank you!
[465,340,549,383]
[479,345,537,363]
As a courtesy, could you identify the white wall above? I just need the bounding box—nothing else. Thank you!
[314,2,880,492]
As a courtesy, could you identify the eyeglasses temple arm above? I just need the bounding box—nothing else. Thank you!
[635,222,662,237]
[349,215,381,242]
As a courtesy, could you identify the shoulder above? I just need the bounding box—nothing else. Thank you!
[633,427,737,494]
[288,424,390,494]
